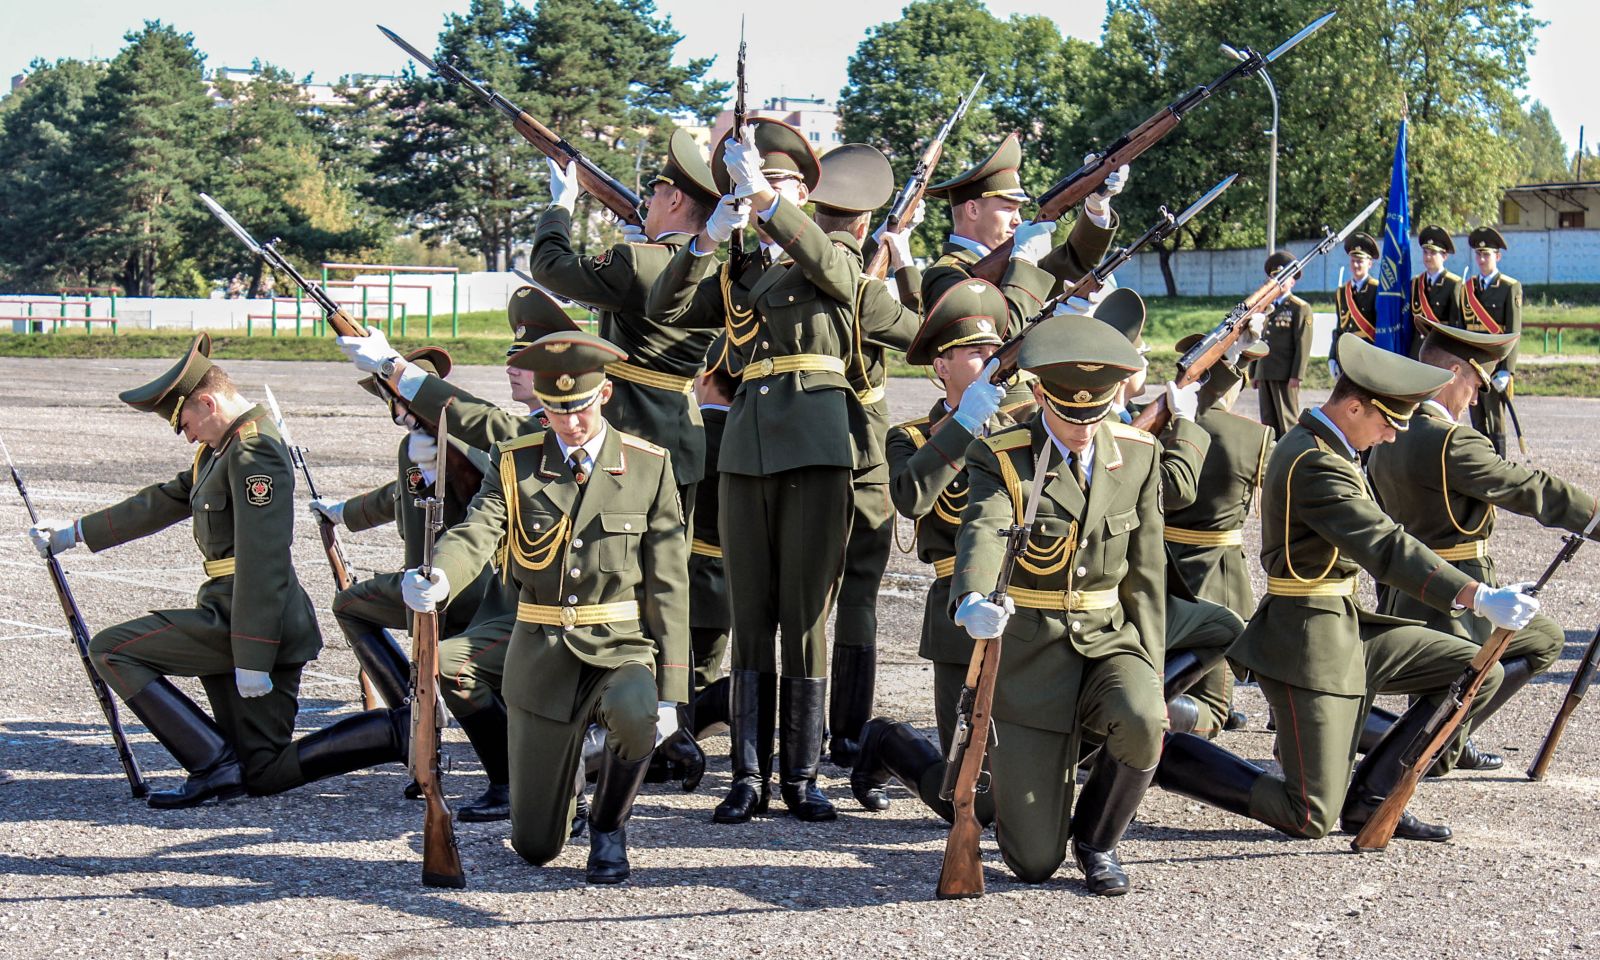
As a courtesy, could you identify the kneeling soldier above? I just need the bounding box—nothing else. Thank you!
[30,335,406,807]
[951,314,1166,896]
[400,331,689,883]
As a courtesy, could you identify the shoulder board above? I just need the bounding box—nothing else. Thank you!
[621,434,667,457]
[984,425,1032,452]
[1109,421,1156,446]
[236,420,260,441]
[1288,293,1310,308]
[1444,271,1462,283]
[932,255,966,271]
[496,432,547,455]
[891,416,932,433]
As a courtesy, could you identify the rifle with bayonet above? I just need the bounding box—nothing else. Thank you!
[199,192,483,505]
[1527,621,1600,781]
[988,174,1237,384]
[378,25,643,228]
[1351,511,1600,853]
[263,385,386,711]
[730,18,747,259]
[937,441,1057,899]
[411,399,465,888]
[1,431,147,798]
[864,73,987,282]
[969,11,1334,285]
[1130,195,1386,436]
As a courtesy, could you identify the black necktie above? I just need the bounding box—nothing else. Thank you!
[1068,452,1087,490]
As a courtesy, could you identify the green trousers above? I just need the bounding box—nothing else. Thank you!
[439,630,508,719]
[1248,622,1503,839]
[1470,388,1510,458]
[688,551,730,692]
[1256,380,1299,440]
[1166,594,1246,738]
[833,477,893,649]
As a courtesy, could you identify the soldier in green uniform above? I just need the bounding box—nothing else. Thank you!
[922,133,1123,332]
[1254,250,1314,438]
[1455,227,1522,457]
[1369,323,1593,772]
[1408,224,1461,357]
[399,330,689,884]
[1156,335,1537,842]
[849,278,1021,820]
[645,119,917,823]
[30,335,406,808]
[1330,232,1380,371]
[950,313,1167,896]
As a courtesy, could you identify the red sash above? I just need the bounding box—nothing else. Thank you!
[1411,275,1441,326]
[1341,281,1376,339]
[1462,277,1503,334]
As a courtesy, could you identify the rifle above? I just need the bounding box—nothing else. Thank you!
[263,385,385,711]
[1351,511,1600,853]
[1,432,147,798]
[937,441,1056,899]
[863,73,987,281]
[969,11,1334,285]
[199,192,483,505]
[378,25,643,228]
[1503,383,1530,457]
[730,17,747,258]
[1527,621,1600,781]
[988,174,1237,383]
[1130,195,1385,435]
[411,400,466,888]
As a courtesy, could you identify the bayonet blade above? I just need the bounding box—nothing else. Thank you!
[199,193,262,256]
[1020,442,1053,527]
[1333,197,1386,245]
[1266,11,1336,63]
[433,405,450,503]
[378,25,443,77]
[1172,173,1238,229]
[263,384,292,448]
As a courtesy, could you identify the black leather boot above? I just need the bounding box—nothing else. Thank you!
[713,670,774,823]
[569,793,589,841]
[127,679,245,809]
[1442,656,1531,773]
[850,717,950,819]
[1224,710,1248,731]
[455,703,511,822]
[1357,704,1399,754]
[291,706,407,788]
[779,676,836,821]
[1155,732,1264,819]
[1070,749,1156,897]
[1166,695,1201,735]
[586,747,651,884]
[827,645,876,768]
[1341,702,1452,842]
[347,626,411,709]
[692,676,730,738]
[655,711,707,792]
[1162,650,1213,701]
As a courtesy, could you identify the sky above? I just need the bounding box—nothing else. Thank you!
[3,0,1595,154]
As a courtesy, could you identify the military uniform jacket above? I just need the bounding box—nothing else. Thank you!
[78,406,321,673]
[408,376,544,452]
[1332,276,1379,363]
[1229,411,1474,696]
[1165,407,1273,614]
[920,214,1117,337]
[528,210,711,485]
[1410,271,1461,335]
[1256,294,1314,382]
[1369,403,1597,641]
[951,417,1165,734]
[433,426,691,718]
[1455,272,1523,375]
[645,196,914,476]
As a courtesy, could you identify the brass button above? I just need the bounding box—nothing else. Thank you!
[533,522,542,531]
[569,567,581,577]
[1077,566,1088,577]
[203,503,210,510]
[1071,621,1082,632]
[572,538,584,548]
[759,385,770,396]
[623,522,633,531]
[567,594,578,604]
[760,340,769,349]
[786,295,795,302]
[1080,538,1089,548]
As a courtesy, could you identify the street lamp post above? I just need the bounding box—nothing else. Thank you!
[1222,43,1280,255]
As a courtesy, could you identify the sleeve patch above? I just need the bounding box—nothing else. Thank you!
[244,475,274,506]
[592,249,615,270]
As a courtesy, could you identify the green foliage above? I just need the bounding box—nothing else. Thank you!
[1511,102,1573,184]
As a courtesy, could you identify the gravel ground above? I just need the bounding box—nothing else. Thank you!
[1,357,1598,960]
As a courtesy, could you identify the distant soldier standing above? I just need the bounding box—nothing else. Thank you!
[1254,250,1313,438]
[1330,231,1380,371]
[1408,224,1461,356]
[1455,227,1522,457]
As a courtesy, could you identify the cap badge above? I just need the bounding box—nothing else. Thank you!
[556,374,576,391]
[977,319,994,333]
[545,342,571,354]
[1074,390,1093,403]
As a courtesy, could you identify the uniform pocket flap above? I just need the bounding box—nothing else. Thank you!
[1034,516,1076,539]
[600,513,647,534]
[1104,507,1140,537]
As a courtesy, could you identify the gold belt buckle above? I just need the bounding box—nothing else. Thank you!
[560,606,578,629]
[754,357,774,378]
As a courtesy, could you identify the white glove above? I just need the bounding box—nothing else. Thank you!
[406,428,438,469]
[308,498,345,527]
[875,199,928,246]
[335,325,399,375]
[1085,160,1130,217]
[1010,219,1057,265]
[619,223,648,244]
[546,158,582,213]
[1246,311,1266,339]
[881,229,914,272]
[1491,370,1512,394]
[401,567,450,613]
[1328,358,1342,380]
[1472,581,1540,631]
[952,358,1005,434]
[654,701,680,744]
[705,195,751,245]
[1165,379,1201,421]
[27,520,78,558]
[722,127,770,199]
[234,668,273,698]
[954,592,1014,640]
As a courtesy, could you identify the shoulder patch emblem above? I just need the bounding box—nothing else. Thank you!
[592,249,614,270]
[405,465,425,494]
[244,474,273,506]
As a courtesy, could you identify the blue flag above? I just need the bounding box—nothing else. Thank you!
[1375,118,1412,354]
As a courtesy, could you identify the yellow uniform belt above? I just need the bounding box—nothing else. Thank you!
[931,556,956,579]
[1008,585,1120,612]
[1163,526,1245,547]
[741,354,847,381]
[690,538,723,559]
[1266,575,1358,597]
[202,557,236,578]
[518,600,640,628]
[1433,540,1488,562]
[605,360,696,395]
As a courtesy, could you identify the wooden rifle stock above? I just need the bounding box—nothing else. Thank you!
[509,113,644,228]
[936,630,1000,899]
[1527,623,1600,780]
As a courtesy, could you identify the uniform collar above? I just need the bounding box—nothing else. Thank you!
[1477,269,1500,287]
[946,234,991,258]
[556,422,609,466]
[1420,398,1454,421]
[1307,407,1357,460]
